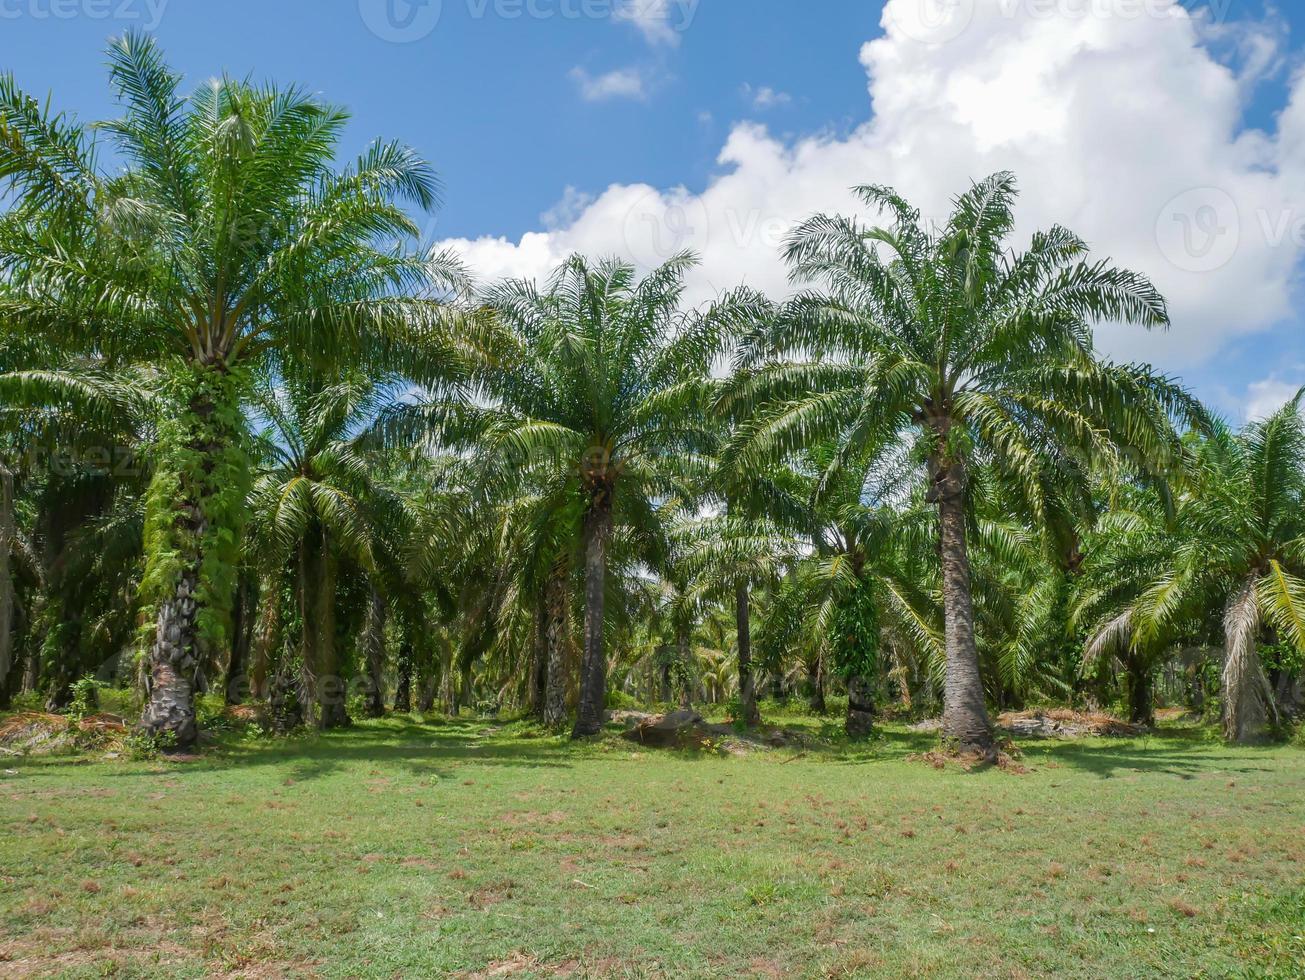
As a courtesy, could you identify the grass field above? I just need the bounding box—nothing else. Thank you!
[2,711,1303,978]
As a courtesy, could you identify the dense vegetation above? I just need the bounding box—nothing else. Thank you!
[1,35,1303,758]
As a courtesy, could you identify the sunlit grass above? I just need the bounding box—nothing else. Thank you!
[2,714,1302,978]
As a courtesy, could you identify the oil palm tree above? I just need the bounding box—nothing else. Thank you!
[246,376,393,728]
[1119,397,1305,741]
[392,253,764,737]
[674,512,801,726]
[0,33,466,745]
[728,173,1200,755]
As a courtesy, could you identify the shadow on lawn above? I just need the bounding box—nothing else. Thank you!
[1016,726,1280,780]
[12,717,580,785]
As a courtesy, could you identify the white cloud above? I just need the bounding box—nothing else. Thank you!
[1244,376,1305,422]
[444,0,1305,371]
[569,66,649,102]
[742,84,793,110]
[614,0,695,47]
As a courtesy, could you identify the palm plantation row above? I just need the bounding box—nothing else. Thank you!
[1,36,1302,755]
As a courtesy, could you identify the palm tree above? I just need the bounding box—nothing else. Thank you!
[729,173,1199,755]
[1118,398,1305,742]
[754,443,940,735]
[675,513,800,726]
[396,254,763,736]
[0,34,466,745]
[0,362,155,708]
[247,376,393,729]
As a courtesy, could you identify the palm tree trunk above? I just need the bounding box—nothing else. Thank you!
[1127,655,1155,727]
[363,586,387,718]
[846,674,875,737]
[1223,576,1271,743]
[141,379,247,748]
[543,570,569,727]
[676,619,693,709]
[250,574,278,701]
[0,467,14,710]
[225,575,254,705]
[140,561,201,746]
[933,460,995,756]
[808,655,827,715]
[22,638,39,694]
[393,640,413,712]
[735,581,761,727]
[529,594,548,718]
[309,536,347,730]
[572,498,611,738]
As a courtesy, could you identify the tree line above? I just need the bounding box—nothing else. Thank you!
[0,35,1301,754]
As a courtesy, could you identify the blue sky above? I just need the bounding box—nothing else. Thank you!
[2,0,1303,420]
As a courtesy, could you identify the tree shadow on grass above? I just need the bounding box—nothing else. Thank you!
[13,716,580,784]
[1015,727,1281,780]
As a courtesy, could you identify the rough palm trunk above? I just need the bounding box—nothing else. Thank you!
[543,570,569,727]
[846,674,875,738]
[572,498,611,738]
[529,595,548,718]
[735,581,761,727]
[225,576,254,705]
[1223,577,1271,743]
[393,640,413,712]
[0,467,14,710]
[808,656,827,715]
[140,541,203,747]
[933,459,995,756]
[362,587,387,718]
[250,575,279,701]
[676,620,693,709]
[1127,656,1156,727]
[306,533,347,729]
[22,639,39,694]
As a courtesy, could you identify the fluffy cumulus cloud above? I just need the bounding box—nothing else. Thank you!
[439,0,1305,370]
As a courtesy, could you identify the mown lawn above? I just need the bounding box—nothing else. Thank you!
[1,713,1303,978]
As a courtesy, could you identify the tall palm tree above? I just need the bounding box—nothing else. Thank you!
[0,34,466,745]
[728,173,1199,755]
[396,254,763,736]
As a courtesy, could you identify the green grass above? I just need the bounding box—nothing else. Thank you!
[2,713,1303,978]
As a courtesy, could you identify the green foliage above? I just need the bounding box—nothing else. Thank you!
[606,688,639,711]
[832,581,879,681]
[122,727,177,761]
[66,676,102,723]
